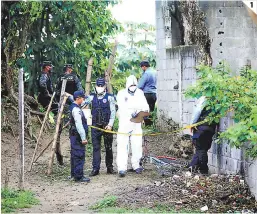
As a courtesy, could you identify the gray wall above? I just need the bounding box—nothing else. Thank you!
[155,0,257,198]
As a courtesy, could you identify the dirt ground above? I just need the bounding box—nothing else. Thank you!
[1,122,165,213]
[2,112,256,213]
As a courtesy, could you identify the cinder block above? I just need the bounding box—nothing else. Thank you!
[221,143,231,157]
[208,165,219,174]
[230,147,242,160]
[245,177,256,191]
[247,160,257,179]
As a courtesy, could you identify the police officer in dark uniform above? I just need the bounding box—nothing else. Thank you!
[38,61,58,112]
[55,64,83,165]
[82,78,116,176]
[55,64,83,102]
[69,90,90,182]
[189,96,219,174]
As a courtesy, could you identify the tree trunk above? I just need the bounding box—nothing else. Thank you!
[105,40,118,94]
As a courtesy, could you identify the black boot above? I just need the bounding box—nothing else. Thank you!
[107,167,115,174]
[89,169,99,176]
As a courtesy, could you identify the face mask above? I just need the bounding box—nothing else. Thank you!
[95,86,105,95]
[128,85,137,95]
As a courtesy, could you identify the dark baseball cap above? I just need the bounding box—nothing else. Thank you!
[96,78,105,87]
[64,64,73,69]
[73,90,85,99]
[42,61,54,67]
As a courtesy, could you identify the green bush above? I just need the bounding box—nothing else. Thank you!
[1,188,39,213]
[185,63,257,158]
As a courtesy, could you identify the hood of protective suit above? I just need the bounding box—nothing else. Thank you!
[126,75,138,89]
[126,75,138,95]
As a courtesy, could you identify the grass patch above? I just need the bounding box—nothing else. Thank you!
[90,197,198,213]
[1,188,39,213]
[90,195,117,210]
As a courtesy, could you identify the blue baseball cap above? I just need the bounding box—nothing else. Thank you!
[96,78,105,87]
[73,90,85,99]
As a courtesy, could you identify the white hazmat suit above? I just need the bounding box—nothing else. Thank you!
[116,75,149,173]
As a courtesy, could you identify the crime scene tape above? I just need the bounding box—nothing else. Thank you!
[89,119,209,137]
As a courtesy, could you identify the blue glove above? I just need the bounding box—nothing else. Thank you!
[131,111,138,118]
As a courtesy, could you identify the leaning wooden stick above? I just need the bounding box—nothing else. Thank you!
[29,92,56,172]
[33,138,54,163]
[105,40,118,94]
[47,93,69,175]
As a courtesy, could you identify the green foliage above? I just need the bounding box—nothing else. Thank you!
[185,63,257,158]
[90,195,117,210]
[116,22,156,76]
[1,188,39,213]
[3,1,121,95]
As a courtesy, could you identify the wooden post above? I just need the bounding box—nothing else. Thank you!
[4,167,9,188]
[18,68,24,190]
[28,92,56,172]
[105,40,118,94]
[85,57,93,96]
[47,93,69,175]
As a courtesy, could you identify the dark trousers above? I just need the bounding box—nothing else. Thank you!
[70,135,86,179]
[144,93,157,126]
[38,93,58,115]
[190,129,214,173]
[91,126,113,171]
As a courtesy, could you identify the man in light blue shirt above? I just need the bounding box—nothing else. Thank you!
[138,61,157,126]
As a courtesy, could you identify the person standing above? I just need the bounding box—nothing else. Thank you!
[138,60,157,126]
[55,64,83,165]
[116,75,149,177]
[188,96,219,174]
[55,64,83,102]
[69,90,90,182]
[38,61,57,112]
[82,78,116,176]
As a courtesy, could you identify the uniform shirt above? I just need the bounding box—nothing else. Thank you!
[71,104,87,141]
[190,96,206,125]
[138,67,157,94]
[39,72,53,96]
[55,73,83,96]
[81,92,116,127]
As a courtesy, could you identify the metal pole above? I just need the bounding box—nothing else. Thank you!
[18,68,24,190]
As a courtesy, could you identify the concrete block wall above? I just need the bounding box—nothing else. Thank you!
[200,1,257,73]
[156,0,257,198]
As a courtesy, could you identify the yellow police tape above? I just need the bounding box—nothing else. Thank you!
[89,119,209,137]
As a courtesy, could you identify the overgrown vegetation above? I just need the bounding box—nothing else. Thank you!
[185,64,257,158]
[1,188,39,213]
[1,1,121,97]
[89,195,196,213]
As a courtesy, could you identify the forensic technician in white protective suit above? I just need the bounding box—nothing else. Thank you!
[116,75,149,177]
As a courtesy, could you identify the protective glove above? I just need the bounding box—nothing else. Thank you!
[131,111,138,118]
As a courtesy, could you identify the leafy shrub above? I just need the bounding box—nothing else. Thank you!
[185,63,257,158]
